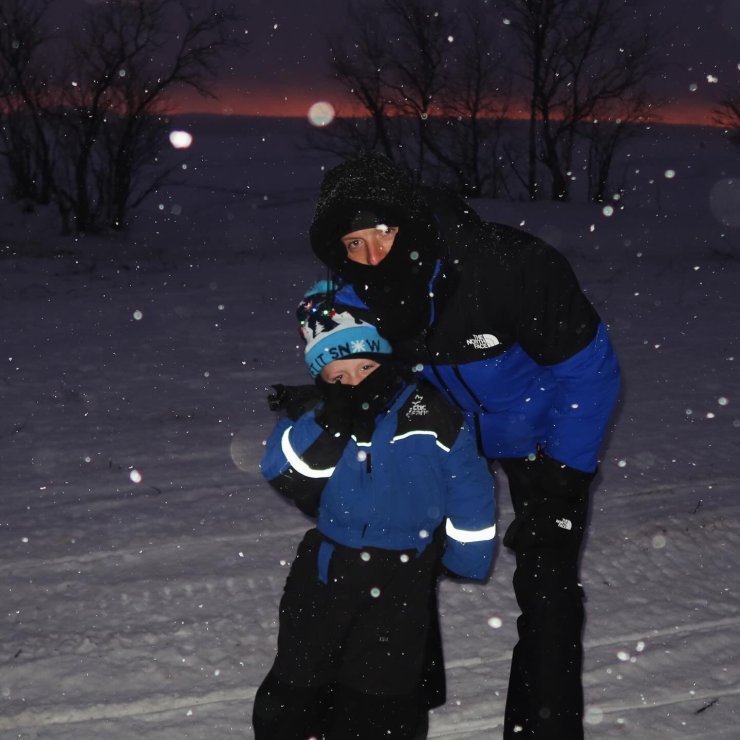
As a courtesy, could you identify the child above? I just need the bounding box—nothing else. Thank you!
[252,282,496,739]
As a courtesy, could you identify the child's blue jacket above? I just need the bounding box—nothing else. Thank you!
[261,382,496,581]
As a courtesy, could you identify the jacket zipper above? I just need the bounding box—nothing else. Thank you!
[423,332,489,413]
[423,264,490,413]
[452,366,489,412]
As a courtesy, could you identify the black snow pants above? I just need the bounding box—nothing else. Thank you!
[252,528,440,739]
[499,455,593,740]
[417,455,592,739]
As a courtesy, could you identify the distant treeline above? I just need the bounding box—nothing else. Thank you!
[0,0,244,234]
[308,0,739,203]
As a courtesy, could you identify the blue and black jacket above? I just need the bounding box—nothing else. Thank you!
[260,380,496,581]
[310,154,621,473]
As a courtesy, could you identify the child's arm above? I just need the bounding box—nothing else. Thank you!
[260,409,347,516]
[441,423,497,581]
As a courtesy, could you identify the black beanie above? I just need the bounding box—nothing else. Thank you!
[329,204,407,244]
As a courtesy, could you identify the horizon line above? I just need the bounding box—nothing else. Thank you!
[169,86,726,128]
[169,109,726,129]
[171,91,723,128]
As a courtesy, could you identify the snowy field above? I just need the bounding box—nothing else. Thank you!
[1,115,739,739]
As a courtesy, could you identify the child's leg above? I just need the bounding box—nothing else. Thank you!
[327,684,419,739]
[326,542,441,738]
[252,530,353,738]
[252,668,324,739]
[417,570,447,708]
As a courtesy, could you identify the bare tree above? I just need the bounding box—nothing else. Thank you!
[326,2,397,160]
[714,87,740,146]
[437,9,512,196]
[381,0,456,178]
[503,0,657,201]
[0,0,56,205]
[502,0,558,200]
[319,0,457,177]
[54,0,243,233]
[321,0,515,194]
[583,92,657,202]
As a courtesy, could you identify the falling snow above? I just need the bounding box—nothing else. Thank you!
[0,117,738,739]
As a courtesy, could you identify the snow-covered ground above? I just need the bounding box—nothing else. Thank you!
[1,115,738,739]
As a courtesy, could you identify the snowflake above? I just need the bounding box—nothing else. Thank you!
[350,340,367,352]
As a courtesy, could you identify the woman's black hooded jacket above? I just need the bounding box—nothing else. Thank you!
[309,154,621,473]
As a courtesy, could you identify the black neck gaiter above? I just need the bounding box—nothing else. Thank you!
[338,228,437,342]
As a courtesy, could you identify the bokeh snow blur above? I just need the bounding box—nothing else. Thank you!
[0,115,738,738]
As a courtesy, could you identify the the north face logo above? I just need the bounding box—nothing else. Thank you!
[556,518,573,531]
[466,334,500,349]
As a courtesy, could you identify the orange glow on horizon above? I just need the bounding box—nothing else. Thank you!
[171,87,722,128]
[171,86,344,119]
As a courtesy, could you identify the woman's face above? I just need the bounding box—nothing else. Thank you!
[320,357,381,386]
[340,225,399,266]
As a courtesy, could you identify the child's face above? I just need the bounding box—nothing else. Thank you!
[320,358,381,386]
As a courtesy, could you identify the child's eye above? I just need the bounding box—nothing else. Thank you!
[346,239,363,251]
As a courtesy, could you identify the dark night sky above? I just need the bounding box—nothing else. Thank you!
[57,0,739,123]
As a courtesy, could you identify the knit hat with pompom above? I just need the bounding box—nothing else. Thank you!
[297,280,392,378]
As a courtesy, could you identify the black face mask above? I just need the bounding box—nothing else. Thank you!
[316,363,406,444]
[352,362,404,413]
[351,363,406,443]
[316,362,404,413]
[338,228,438,342]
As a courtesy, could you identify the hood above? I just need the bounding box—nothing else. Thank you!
[309,153,440,274]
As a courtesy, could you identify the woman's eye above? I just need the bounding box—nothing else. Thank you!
[346,240,362,251]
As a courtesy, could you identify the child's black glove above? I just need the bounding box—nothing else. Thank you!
[314,378,355,440]
[267,384,321,420]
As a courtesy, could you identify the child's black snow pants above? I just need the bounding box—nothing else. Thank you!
[252,527,440,739]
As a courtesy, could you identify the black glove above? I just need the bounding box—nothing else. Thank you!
[314,378,355,440]
[267,384,321,420]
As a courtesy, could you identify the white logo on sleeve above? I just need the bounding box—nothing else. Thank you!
[556,518,573,531]
[466,333,500,349]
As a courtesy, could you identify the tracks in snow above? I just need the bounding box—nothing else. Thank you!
[3,613,739,733]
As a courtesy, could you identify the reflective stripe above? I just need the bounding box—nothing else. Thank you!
[281,426,335,479]
[445,518,496,543]
[391,430,451,452]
